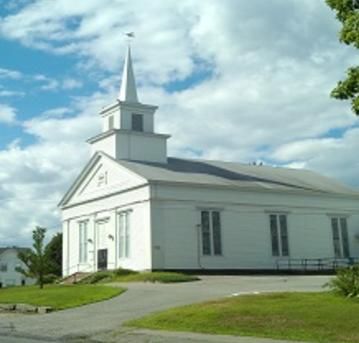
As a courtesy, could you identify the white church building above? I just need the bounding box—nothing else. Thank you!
[60,47,359,276]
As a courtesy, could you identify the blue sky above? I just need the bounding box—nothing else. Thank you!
[0,37,93,148]
[0,0,358,245]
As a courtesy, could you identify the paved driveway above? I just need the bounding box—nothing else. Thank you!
[0,275,330,342]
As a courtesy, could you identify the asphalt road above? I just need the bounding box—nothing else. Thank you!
[0,275,330,343]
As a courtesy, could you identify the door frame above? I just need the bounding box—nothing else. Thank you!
[94,217,110,271]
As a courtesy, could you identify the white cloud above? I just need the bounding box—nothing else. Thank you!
[271,128,359,187]
[0,104,17,124]
[0,67,22,79]
[32,75,83,92]
[62,78,83,90]
[41,107,72,118]
[0,0,196,82]
[0,89,24,97]
[33,74,59,91]
[0,92,109,245]
[0,139,89,245]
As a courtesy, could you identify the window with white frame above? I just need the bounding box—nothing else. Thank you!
[201,210,222,256]
[269,214,289,257]
[0,263,7,272]
[118,211,131,258]
[79,221,88,263]
[331,217,350,258]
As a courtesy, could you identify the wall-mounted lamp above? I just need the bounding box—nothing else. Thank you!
[87,238,93,243]
[108,234,114,241]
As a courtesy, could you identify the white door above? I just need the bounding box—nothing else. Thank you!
[96,219,109,270]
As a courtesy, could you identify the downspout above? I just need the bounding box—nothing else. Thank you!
[66,220,70,276]
[149,183,155,271]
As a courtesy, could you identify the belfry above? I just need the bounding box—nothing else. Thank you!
[87,46,170,163]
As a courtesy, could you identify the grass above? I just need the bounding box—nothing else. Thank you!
[79,269,199,284]
[0,284,125,310]
[127,292,359,343]
[112,271,199,283]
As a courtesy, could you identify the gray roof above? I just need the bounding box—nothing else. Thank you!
[115,157,359,197]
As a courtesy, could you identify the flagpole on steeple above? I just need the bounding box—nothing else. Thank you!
[118,32,138,103]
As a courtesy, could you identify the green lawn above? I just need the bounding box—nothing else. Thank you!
[0,284,125,310]
[79,269,199,284]
[127,292,359,343]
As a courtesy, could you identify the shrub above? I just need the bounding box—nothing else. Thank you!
[113,268,138,277]
[43,273,59,284]
[326,264,359,297]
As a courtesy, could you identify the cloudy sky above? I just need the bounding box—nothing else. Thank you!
[0,0,358,246]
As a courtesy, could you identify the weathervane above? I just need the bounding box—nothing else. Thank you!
[124,32,135,45]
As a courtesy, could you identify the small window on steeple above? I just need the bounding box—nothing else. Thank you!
[132,114,143,132]
[108,115,114,130]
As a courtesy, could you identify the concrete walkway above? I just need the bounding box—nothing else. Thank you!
[0,275,330,342]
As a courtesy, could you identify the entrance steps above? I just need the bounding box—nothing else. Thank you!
[61,272,92,284]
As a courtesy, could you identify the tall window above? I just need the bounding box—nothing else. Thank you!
[0,263,7,272]
[201,210,222,256]
[131,114,143,131]
[331,217,350,258]
[118,211,131,258]
[79,221,88,263]
[270,214,289,257]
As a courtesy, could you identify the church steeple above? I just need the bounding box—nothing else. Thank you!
[87,45,170,164]
[118,46,138,103]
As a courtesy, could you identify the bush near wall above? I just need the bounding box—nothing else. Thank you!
[326,264,359,297]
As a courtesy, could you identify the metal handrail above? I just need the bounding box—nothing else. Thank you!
[276,257,359,271]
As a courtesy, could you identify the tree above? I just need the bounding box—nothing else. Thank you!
[45,233,62,277]
[17,226,49,289]
[326,0,359,115]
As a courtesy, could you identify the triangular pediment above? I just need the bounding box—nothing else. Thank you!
[59,152,147,207]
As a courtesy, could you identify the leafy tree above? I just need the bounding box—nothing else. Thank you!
[326,0,359,115]
[45,233,62,277]
[17,226,49,289]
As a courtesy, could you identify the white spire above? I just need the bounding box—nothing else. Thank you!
[118,46,139,103]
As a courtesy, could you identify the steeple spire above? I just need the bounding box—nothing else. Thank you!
[118,46,139,103]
